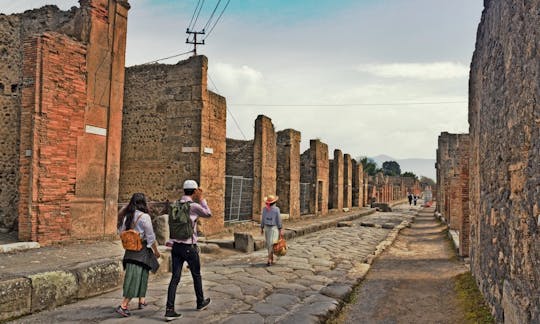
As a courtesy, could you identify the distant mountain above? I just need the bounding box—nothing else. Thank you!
[370,155,436,180]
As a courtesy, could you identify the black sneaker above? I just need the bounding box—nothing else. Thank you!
[196,298,211,311]
[164,309,183,321]
[115,305,131,317]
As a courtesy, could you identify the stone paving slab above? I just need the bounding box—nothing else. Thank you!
[6,205,420,323]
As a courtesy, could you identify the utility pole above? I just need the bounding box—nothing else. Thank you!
[186,28,205,56]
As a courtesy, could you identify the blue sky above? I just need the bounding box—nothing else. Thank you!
[3,0,484,177]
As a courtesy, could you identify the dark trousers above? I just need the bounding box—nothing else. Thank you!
[166,243,204,309]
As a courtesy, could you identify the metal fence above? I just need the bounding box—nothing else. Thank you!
[225,175,253,222]
[300,182,310,215]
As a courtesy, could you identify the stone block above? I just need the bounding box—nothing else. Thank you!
[0,242,40,253]
[199,243,220,254]
[73,259,123,299]
[320,283,352,300]
[234,232,254,253]
[370,203,392,212]
[153,214,169,245]
[381,223,395,229]
[254,239,265,251]
[0,277,31,321]
[29,271,77,312]
[337,221,353,227]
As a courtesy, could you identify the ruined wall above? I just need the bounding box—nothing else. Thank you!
[458,135,470,257]
[343,154,352,209]
[469,1,540,322]
[18,33,86,244]
[329,149,343,210]
[0,5,83,231]
[276,129,301,219]
[300,139,329,215]
[252,115,276,221]
[226,138,253,178]
[121,55,226,235]
[14,0,130,243]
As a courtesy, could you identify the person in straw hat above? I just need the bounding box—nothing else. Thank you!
[260,194,283,266]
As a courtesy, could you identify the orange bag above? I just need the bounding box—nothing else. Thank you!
[273,234,287,256]
[120,213,143,251]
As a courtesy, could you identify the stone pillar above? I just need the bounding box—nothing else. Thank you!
[276,129,301,220]
[300,140,329,216]
[329,149,343,210]
[343,154,352,209]
[352,159,363,207]
[253,115,277,222]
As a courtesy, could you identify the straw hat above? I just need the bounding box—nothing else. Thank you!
[264,195,279,204]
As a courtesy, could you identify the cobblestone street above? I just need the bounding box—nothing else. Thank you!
[8,207,416,323]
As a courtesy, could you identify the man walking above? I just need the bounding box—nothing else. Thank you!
[165,180,212,321]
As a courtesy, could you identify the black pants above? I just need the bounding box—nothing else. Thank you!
[166,243,204,309]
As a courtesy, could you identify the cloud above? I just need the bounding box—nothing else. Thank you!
[356,62,469,80]
[209,62,267,102]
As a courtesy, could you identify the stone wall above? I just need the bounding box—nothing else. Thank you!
[329,150,343,210]
[0,5,84,231]
[276,129,301,219]
[226,139,253,178]
[300,139,329,215]
[12,0,130,243]
[468,0,540,322]
[252,115,276,221]
[120,55,226,235]
[343,154,352,209]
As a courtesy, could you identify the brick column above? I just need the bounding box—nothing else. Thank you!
[253,115,277,221]
[276,129,301,220]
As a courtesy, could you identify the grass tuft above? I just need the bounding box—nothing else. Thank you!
[454,272,495,324]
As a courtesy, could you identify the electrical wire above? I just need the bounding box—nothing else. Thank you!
[187,0,202,30]
[208,73,248,140]
[203,0,222,32]
[203,0,231,40]
[229,101,466,107]
[140,50,195,65]
[191,0,206,31]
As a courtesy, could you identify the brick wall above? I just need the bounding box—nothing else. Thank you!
[276,129,301,219]
[13,0,129,243]
[121,55,226,235]
[300,139,329,215]
[0,5,83,231]
[468,1,540,321]
[252,115,277,221]
[458,135,470,257]
[18,33,87,243]
[343,154,352,208]
[329,149,343,210]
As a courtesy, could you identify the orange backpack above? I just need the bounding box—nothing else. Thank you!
[120,213,144,251]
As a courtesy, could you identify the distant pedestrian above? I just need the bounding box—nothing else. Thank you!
[115,193,160,317]
[413,195,418,206]
[260,194,283,266]
[407,192,413,205]
[165,180,212,321]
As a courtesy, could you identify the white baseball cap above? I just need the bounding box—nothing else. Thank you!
[183,180,198,189]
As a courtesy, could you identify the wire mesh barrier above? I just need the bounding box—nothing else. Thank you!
[225,175,254,222]
[300,182,311,215]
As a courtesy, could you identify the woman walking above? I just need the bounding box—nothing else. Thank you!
[260,195,283,266]
[115,193,160,317]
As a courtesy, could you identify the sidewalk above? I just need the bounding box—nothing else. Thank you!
[0,202,410,322]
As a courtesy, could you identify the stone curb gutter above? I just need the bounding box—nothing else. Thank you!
[0,209,379,322]
[276,208,417,324]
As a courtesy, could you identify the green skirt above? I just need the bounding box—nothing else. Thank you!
[123,263,149,298]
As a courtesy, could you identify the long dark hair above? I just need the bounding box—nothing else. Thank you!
[120,193,149,230]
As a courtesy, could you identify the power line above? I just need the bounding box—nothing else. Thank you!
[229,101,467,107]
[191,0,206,30]
[203,0,231,40]
[203,0,222,32]
[208,73,248,140]
[188,0,202,30]
[140,49,195,65]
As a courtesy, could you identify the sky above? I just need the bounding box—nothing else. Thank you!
[3,0,484,167]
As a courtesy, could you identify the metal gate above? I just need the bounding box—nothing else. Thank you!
[300,182,310,215]
[225,175,253,222]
